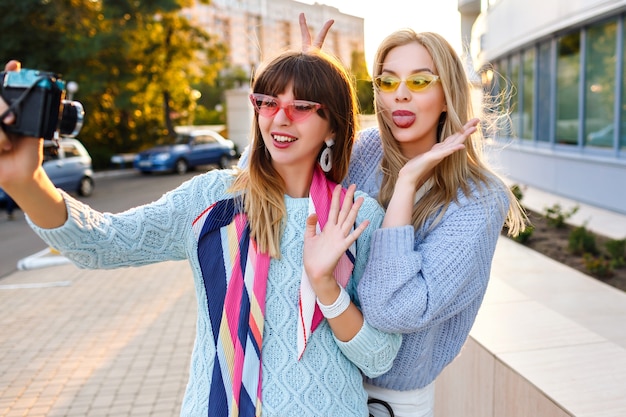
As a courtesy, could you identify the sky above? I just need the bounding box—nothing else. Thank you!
[299,0,462,71]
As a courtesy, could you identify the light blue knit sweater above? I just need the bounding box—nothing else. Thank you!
[345,127,509,391]
[27,169,401,416]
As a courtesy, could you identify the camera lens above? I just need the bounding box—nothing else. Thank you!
[58,100,85,138]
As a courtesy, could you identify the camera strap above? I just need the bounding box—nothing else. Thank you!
[0,74,50,124]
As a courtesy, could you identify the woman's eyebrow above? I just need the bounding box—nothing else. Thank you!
[379,67,435,74]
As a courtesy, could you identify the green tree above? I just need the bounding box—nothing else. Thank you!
[350,50,374,114]
[0,0,227,169]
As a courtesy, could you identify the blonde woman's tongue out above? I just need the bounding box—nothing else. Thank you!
[392,110,416,128]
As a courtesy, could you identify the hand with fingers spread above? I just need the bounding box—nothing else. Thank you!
[383,118,479,228]
[398,118,479,189]
[303,183,369,299]
[303,183,373,342]
[299,12,333,52]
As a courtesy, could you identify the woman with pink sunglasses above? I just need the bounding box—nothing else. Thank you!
[300,14,526,417]
[0,50,406,416]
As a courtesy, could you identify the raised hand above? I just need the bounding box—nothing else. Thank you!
[383,118,479,228]
[303,184,369,298]
[0,60,43,186]
[299,13,334,52]
[399,118,479,187]
[0,60,67,228]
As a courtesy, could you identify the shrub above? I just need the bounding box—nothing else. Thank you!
[583,253,614,278]
[513,223,534,243]
[605,238,626,268]
[568,225,598,256]
[543,203,579,228]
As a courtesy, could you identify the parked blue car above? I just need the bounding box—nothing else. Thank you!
[0,138,94,205]
[133,129,237,174]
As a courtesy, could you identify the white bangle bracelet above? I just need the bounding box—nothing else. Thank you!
[317,286,351,319]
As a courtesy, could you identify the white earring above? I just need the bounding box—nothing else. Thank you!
[319,138,335,173]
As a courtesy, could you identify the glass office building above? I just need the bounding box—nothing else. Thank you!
[463,0,626,214]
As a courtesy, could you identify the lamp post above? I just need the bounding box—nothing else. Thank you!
[66,81,79,101]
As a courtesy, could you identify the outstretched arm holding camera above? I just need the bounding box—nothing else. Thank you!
[0,60,68,228]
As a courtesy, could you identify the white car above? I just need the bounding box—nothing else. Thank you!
[0,138,94,207]
[41,138,94,196]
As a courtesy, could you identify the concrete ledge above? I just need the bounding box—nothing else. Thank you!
[434,237,626,417]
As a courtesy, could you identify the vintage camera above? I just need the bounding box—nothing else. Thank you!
[0,69,84,140]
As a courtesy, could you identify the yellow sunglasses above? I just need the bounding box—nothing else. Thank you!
[374,72,440,93]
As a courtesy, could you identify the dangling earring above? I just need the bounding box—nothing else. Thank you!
[436,112,447,143]
[319,138,334,173]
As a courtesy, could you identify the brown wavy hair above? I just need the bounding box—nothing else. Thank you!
[230,49,359,257]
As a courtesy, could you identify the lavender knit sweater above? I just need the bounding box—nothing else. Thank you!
[345,127,509,391]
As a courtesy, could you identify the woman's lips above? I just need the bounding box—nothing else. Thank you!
[392,110,416,128]
[272,134,297,148]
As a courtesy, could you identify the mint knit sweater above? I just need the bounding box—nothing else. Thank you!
[28,169,401,416]
[345,127,509,391]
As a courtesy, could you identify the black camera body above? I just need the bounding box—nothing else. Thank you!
[0,69,84,140]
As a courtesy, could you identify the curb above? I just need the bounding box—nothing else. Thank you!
[93,168,137,179]
[17,247,72,270]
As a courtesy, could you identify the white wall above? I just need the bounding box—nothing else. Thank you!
[476,0,626,63]
[225,88,254,153]
[493,144,626,215]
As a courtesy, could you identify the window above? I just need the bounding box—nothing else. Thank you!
[556,32,580,145]
[194,134,218,145]
[62,144,81,158]
[536,41,552,142]
[480,62,500,138]
[509,54,521,138]
[521,48,536,140]
[621,20,626,150]
[43,144,59,162]
[584,19,617,148]
[490,12,626,159]
[494,58,514,137]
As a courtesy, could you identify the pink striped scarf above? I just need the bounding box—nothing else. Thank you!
[297,167,356,359]
[193,167,355,416]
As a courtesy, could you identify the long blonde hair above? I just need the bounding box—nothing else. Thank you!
[230,50,359,257]
[373,30,526,235]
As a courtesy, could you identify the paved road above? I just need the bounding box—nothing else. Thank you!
[0,170,199,279]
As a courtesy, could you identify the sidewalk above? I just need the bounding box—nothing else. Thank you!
[0,261,197,417]
[1,184,625,416]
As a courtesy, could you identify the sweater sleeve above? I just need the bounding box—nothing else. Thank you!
[358,186,509,333]
[26,171,232,269]
[343,128,383,199]
[334,193,402,377]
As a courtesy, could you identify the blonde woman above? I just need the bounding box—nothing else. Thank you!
[301,15,526,417]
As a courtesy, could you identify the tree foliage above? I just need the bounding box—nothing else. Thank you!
[0,0,226,169]
[350,50,374,114]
